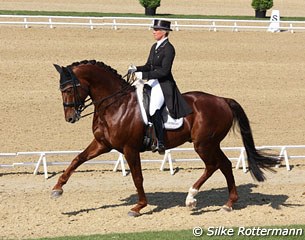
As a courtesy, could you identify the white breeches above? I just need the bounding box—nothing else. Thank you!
[146,79,164,116]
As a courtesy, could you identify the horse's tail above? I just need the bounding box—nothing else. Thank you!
[225,98,280,182]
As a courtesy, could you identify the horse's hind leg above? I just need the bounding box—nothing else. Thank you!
[185,145,219,208]
[218,150,238,211]
[186,145,238,211]
[51,139,110,198]
[186,163,218,208]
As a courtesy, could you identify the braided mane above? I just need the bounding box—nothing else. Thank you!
[68,60,133,86]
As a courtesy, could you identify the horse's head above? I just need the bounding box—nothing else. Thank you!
[54,64,89,123]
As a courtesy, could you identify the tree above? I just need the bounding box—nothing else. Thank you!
[139,0,161,16]
[251,0,273,18]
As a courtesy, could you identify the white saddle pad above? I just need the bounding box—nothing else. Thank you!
[133,79,183,130]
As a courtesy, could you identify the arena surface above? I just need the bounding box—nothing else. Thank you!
[1,1,305,239]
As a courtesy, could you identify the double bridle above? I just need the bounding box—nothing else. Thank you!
[60,68,93,119]
[60,68,132,119]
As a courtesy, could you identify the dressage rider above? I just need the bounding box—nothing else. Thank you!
[129,19,192,154]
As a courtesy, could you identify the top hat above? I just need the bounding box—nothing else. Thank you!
[152,19,172,31]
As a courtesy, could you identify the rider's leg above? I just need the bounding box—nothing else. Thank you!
[151,110,165,154]
[148,79,165,155]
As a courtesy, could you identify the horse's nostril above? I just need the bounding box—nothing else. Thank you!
[67,117,75,123]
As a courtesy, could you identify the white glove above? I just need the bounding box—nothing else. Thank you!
[128,64,137,74]
[135,72,143,80]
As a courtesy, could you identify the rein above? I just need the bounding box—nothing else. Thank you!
[81,84,131,118]
[93,72,136,111]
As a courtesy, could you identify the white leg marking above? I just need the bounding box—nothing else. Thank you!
[185,187,199,208]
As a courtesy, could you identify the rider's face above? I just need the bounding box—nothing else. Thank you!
[153,28,166,41]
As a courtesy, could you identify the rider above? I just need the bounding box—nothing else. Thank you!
[129,19,192,154]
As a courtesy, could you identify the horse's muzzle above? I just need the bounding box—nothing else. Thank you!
[65,110,81,123]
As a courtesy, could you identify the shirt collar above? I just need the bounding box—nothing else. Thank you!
[155,37,168,49]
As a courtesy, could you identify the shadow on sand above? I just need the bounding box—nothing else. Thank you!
[62,183,300,216]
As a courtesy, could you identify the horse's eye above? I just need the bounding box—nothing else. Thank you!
[65,88,73,94]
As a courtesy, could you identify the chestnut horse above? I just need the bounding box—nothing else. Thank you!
[52,60,279,216]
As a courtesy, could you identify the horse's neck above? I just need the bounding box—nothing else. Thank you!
[94,88,137,120]
[89,83,136,121]
[88,72,126,101]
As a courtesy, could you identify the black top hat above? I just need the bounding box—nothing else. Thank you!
[152,19,172,31]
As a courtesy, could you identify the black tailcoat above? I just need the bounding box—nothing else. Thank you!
[136,39,192,118]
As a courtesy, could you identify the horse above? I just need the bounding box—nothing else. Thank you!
[52,60,279,217]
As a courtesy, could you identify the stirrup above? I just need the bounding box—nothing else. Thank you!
[151,144,158,153]
[151,141,165,155]
[157,143,165,155]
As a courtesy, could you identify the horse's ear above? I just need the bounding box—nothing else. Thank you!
[53,64,62,74]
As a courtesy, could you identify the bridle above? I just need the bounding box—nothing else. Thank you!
[60,68,133,119]
[60,68,92,119]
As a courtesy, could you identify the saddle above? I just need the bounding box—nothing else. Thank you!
[132,79,183,151]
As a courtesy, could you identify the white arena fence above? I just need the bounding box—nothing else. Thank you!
[1,145,305,179]
[0,15,305,33]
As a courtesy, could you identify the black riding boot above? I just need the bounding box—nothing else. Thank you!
[151,110,166,155]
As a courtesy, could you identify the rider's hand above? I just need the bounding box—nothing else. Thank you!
[135,72,142,80]
[128,64,137,74]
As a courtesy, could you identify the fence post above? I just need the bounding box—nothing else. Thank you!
[48,17,53,29]
[113,153,127,176]
[236,148,247,173]
[289,23,294,33]
[89,18,94,30]
[211,21,217,32]
[112,19,117,30]
[279,146,290,171]
[233,22,238,32]
[160,150,174,175]
[33,153,49,179]
[174,20,179,31]
[150,19,154,30]
[23,17,28,29]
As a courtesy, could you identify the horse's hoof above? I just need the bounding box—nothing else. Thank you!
[186,199,197,209]
[221,205,233,212]
[128,211,141,217]
[51,189,63,199]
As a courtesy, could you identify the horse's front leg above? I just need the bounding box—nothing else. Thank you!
[51,139,110,198]
[124,148,147,217]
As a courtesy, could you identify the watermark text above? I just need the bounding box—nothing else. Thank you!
[192,226,304,237]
